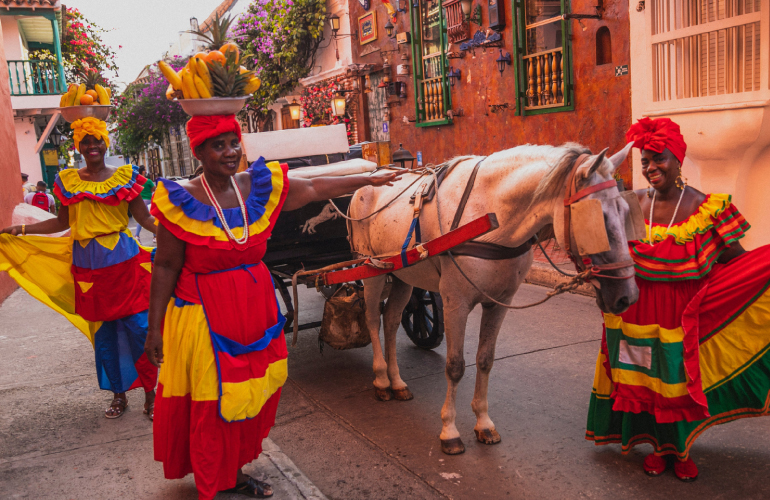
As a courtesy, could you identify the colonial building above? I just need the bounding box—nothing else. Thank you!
[630,0,770,248]
[343,0,634,182]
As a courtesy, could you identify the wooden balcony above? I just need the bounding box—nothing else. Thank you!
[523,48,565,110]
[8,60,65,97]
[421,77,446,121]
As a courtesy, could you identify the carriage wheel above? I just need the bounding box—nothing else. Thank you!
[401,288,444,350]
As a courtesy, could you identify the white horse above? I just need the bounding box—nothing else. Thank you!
[348,143,639,454]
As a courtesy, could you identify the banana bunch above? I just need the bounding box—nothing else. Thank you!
[159,43,261,100]
[59,82,111,107]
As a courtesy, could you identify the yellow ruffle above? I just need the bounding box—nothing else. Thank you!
[645,193,731,244]
[58,165,135,196]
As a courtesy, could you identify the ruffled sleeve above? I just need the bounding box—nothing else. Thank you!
[54,165,146,206]
[151,157,289,250]
[631,194,749,281]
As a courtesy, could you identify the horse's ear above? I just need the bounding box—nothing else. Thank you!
[608,142,634,171]
[576,147,609,182]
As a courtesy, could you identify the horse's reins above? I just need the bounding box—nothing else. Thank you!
[562,153,635,280]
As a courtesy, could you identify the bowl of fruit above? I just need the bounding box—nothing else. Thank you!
[58,70,113,122]
[159,43,261,117]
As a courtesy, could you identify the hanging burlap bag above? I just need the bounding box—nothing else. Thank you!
[319,284,371,350]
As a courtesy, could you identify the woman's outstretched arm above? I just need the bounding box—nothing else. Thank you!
[0,205,70,235]
[282,170,403,211]
[129,196,157,234]
[145,223,186,368]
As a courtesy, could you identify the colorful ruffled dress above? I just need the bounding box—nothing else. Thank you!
[0,165,157,393]
[586,194,770,459]
[151,158,289,500]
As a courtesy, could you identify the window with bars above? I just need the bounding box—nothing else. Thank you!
[512,0,574,114]
[650,0,765,103]
[410,0,453,126]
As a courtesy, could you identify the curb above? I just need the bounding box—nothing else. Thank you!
[525,261,595,297]
[262,438,329,500]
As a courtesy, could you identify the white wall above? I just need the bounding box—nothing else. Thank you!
[14,118,42,184]
[1,17,22,60]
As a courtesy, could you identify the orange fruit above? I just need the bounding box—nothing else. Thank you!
[85,90,98,99]
[193,52,208,63]
[80,94,94,105]
[205,50,227,65]
[220,43,239,63]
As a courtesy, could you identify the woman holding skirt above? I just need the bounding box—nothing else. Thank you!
[146,114,399,499]
[0,117,158,419]
[585,117,770,481]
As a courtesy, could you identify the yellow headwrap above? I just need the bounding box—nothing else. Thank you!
[72,117,110,152]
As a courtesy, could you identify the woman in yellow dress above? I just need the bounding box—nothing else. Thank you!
[0,117,158,419]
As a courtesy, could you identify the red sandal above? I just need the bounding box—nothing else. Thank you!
[643,453,667,476]
[673,458,698,482]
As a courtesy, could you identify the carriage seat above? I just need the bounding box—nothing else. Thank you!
[287,158,378,179]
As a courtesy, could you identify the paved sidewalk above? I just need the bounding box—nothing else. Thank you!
[0,289,327,500]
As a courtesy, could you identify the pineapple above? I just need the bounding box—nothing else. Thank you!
[208,51,253,97]
[187,13,234,51]
[81,69,105,90]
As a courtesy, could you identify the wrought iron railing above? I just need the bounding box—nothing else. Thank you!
[523,47,565,109]
[8,60,65,96]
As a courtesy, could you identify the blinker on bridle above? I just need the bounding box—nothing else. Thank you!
[563,153,635,281]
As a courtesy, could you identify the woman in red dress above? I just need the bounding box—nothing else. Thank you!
[146,114,399,499]
[586,117,770,481]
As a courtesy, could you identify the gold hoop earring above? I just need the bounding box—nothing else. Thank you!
[675,168,688,190]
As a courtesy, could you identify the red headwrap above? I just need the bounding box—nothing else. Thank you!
[185,114,243,159]
[625,117,686,163]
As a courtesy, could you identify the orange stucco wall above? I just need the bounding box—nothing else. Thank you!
[0,21,23,302]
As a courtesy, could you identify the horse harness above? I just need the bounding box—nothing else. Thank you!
[409,158,537,261]
[562,154,635,280]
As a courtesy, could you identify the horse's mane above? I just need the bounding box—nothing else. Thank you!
[530,143,591,206]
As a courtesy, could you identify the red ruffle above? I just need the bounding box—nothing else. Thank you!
[54,174,147,207]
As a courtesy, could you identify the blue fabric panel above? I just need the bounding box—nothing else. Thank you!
[209,314,286,356]
[94,311,149,393]
[157,157,273,230]
[72,232,139,270]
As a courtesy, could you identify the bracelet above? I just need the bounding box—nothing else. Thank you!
[21,224,25,236]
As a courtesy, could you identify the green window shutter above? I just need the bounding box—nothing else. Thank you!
[512,0,575,116]
[411,0,452,127]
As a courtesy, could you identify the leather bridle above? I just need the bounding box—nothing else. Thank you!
[563,154,635,281]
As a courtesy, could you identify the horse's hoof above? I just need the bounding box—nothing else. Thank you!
[392,387,414,401]
[474,428,501,445]
[374,387,392,401]
[441,437,465,455]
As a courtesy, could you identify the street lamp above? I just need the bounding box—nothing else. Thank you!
[47,125,63,147]
[384,19,395,38]
[329,14,341,37]
[495,49,511,76]
[331,92,347,117]
[447,68,461,87]
[392,143,416,170]
[289,98,301,120]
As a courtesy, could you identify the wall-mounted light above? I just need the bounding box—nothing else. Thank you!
[384,19,395,38]
[47,125,63,147]
[329,15,340,36]
[331,93,347,117]
[447,68,461,87]
[496,49,511,76]
[364,75,373,93]
[392,143,415,170]
[289,98,301,120]
[459,0,473,17]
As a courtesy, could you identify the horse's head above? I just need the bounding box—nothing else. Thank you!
[556,143,639,315]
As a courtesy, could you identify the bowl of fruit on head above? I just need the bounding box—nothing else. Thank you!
[58,69,113,122]
[158,39,261,117]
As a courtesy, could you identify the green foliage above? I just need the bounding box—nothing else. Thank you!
[233,0,327,123]
[29,7,119,85]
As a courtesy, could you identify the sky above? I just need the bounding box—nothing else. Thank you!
[70,0,234,88]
